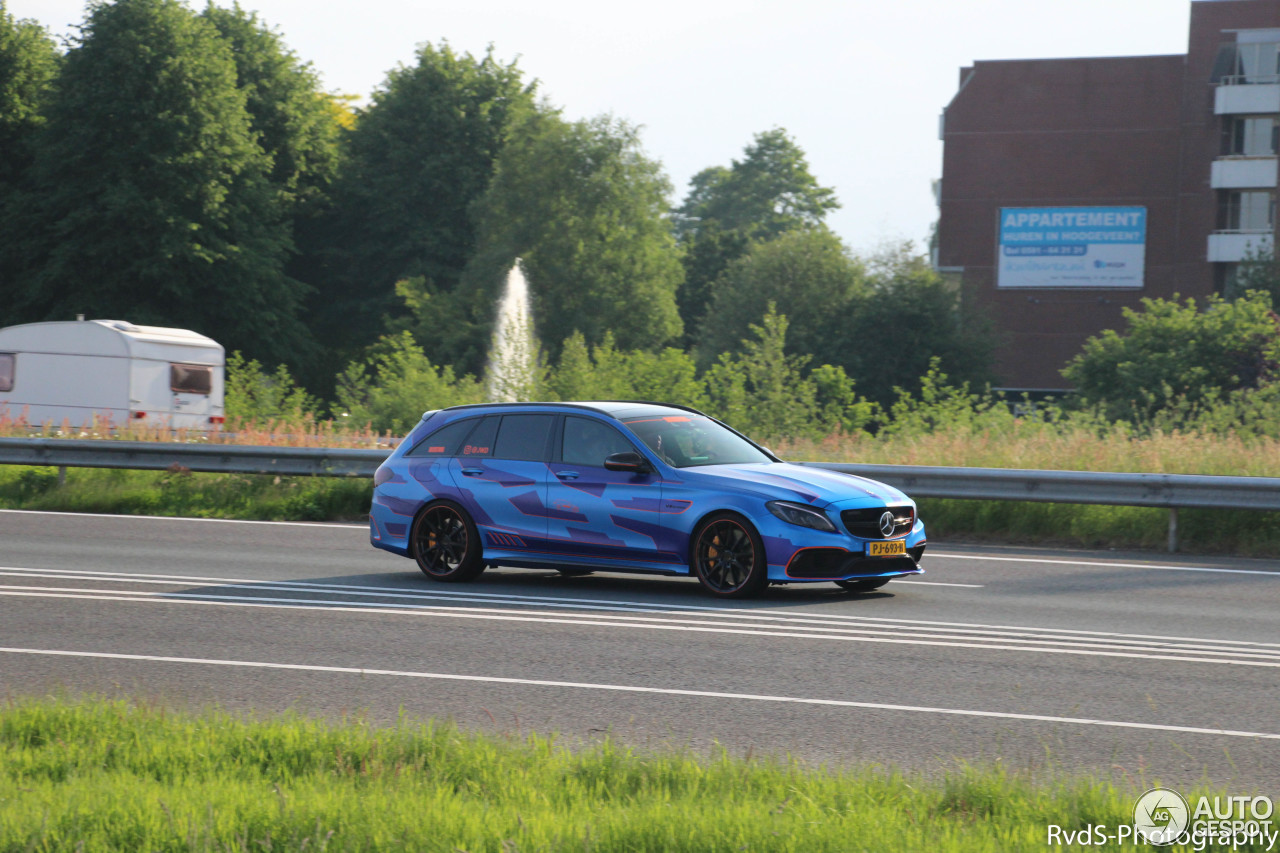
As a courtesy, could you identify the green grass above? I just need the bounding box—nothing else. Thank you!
[0,696,1260,852]
[0,465,371,522]
[919,499,1280,557]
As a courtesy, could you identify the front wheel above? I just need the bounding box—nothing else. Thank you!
[690,513,768,598]
[411,501,485,582]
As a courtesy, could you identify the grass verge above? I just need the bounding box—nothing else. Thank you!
[1,696,1260,853]
[0,465,371,522]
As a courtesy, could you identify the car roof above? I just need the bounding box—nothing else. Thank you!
[436,401,707,420]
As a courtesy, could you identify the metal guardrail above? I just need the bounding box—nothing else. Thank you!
[1,438,1276,552]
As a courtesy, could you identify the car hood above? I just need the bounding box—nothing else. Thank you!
[682,462,909,507]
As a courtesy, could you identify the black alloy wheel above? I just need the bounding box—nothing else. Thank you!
[691,513,768,598]
[412,501,484,582]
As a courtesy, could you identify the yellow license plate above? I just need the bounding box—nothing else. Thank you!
[867,540,906,558]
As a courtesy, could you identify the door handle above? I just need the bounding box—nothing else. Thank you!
[555,471,579,480]
[461,468,484,476]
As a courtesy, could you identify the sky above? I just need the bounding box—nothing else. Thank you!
[10,0,1192,254]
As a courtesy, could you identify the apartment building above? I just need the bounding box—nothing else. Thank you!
[936,0,1279,390]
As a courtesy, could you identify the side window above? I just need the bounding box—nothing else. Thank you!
[170,363,213,395]
[0,353,12,393]
[562,416,634,467]
[458,416,499,458]
[492,414,554,461]
[406,417,478,458]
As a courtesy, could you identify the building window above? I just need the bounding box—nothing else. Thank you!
[1221,191,1276,232]
[0,353,12,393]
[1227,116,1280,156]
[1222,42,1280,84]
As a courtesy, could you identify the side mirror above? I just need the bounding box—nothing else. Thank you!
[604,451,651,473]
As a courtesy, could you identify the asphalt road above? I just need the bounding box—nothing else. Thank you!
[1,508,1278,791]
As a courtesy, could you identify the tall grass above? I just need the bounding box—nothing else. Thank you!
[1,696,1259,852]
[0,409,394,449]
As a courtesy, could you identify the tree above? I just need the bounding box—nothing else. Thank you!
[696,227,866,367]
[1224,243,1280,307]
[674,128,840,241]
[1061,292,1280,422]
[313,42,535,359]
[3,0,309,364]
[468,112,684,358]
[835,242,996,407]
[0,1,58,189]
[200,4,343,215]
[673,128,839,336]
[335,331,484,434]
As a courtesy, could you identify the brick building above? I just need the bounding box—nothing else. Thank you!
[936,0,1280,391]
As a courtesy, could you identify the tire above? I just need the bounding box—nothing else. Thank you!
[411,500,485,582]
[690,513,768,598]
[835,578,891,593]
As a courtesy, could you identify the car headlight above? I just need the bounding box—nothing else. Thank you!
[766,500,837,532]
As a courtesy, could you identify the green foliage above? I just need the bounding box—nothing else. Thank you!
[1062,292,1280,423]
[704,305,874,442]
[0,1,58,187]
[1223,242,1280,307]
[315,42,535,366]
[0,465,371,521]
[3,0,310,365]
[224,351,320,422]
[674,127,839,241]
[696,227,866,368]
[199,4,343,213]
[335,331,484,433]
[545,332,706,408]
[837,242,996,406]
[879,358,1019,440]
[472,112,684,358]
[674,128,838,336]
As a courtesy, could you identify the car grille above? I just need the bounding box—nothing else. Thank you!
[841,506,915,539]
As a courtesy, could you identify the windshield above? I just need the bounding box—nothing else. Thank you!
[622,414,772,468]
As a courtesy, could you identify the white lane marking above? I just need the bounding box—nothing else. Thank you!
[5,566,1279,651]
[2,646,1277,741]
[891,580,983,588]
[930,552,1280,577]
[7,582,1278,661]
[4,588,1280,669]
[0,509,364,529]
[2,573,1276,659]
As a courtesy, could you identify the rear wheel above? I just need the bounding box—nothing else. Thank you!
[411,501,484,582]
[691,513,768,598]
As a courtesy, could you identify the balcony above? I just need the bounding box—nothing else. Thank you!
[1207,231,1274,263]
[1210,157,1279,189]
[1215,83,1280,115]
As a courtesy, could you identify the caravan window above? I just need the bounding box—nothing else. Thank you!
[170,363,213,395]
[0,353,12,392]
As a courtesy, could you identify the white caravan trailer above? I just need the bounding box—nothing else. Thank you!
[0,319,225,429]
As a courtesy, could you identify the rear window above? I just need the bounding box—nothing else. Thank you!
[406,417,479,458]
[170,363,213,395]
[493,414,555,461]
[0,353,12,393]
[458,416,499,458]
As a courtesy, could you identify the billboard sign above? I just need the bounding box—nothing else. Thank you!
[997,206,1146,289]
